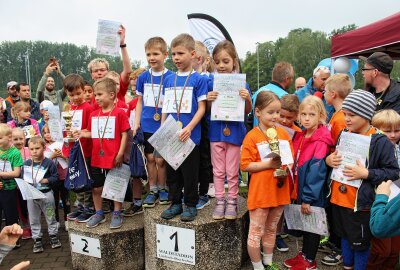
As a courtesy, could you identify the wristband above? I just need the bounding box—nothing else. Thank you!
[120,44,127,48]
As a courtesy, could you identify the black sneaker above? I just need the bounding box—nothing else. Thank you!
[321,250,342,266]
[67,207,83,221]
[13,239,21,249]
[33,238,44,253]
[50,235,62,249]
[122,204,143,217]
[76,209,95,223]
[318,240,335,253]
[276,235,289,252]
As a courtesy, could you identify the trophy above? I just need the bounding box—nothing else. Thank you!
[62,104,74,142]
[266,128,287,187]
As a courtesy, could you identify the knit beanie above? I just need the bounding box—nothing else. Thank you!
[342,89,376,121]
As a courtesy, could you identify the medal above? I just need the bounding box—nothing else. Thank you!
[177,121,183,129]
[223,126,231,137]
[97,106,114,159]
[339,184,347,193]
[153,113,161,121]
[99,149,105,157]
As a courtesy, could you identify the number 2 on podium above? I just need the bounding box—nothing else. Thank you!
[170,231,179,252]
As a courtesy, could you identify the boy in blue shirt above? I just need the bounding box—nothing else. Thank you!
[133,37,174,208]
[160,33,208,222]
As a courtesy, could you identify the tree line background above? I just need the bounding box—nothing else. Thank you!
[1,24,399,98]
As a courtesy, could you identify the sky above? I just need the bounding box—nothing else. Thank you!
[0,0,399,66]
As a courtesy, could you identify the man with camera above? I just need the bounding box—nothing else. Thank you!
[35,58,68,112]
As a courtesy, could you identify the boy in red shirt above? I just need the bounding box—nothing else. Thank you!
[61,74,95,224]
[75,77,130,229]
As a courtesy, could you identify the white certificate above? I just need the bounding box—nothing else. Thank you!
[101,164,131,203]
[331,132,371,188]
[143,84,164,108]
[129,109,136,129]
[91,116,116,139]
[211,73,246,122]
[22,125,36,139]
[23,165,47,186]
[48,105,63,143]
[95,19,121,57]
[256,140,294,165]
[162,87,193,114]
[15,178,46,200]
[148,115,195,170]
[0,160,12,172]
[284,204,329,236]
[62,110,83,131]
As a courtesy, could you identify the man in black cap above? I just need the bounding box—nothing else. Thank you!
[361,52,400,113]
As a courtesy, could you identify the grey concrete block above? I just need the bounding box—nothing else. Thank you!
[144,196,249,270]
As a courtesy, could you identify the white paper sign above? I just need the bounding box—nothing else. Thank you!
[96,19,120,57]
[70,233,101,258]
[129,110,136,129]
[156,224,195,265]
[148,115,195,170]
[0,160,12,172]
[15,178,46,200]
[211,73,246,122]
[91,116,116,139]
[22,125,36,139]
[62,110,83,131]
[143,84,164,108]
[331,132,371,188]
[23,165,47,186]
[48,105,63,143]
[276,123,297,139]
[101,164,130,202]
[162,87,193,114]
[257,140,294,165]
[47,142,68,169]
[284,204,329,236]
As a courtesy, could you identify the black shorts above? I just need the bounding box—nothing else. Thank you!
[143,132,155,154]
[332,204,372,251]
[91,167,110,188]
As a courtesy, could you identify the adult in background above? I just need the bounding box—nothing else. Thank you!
[295,76,307,91]
[361,52,400,113]
[295,66,335,121]
[251,61,294,126]
[3,81,19,122]
[35,61,67,113]
[16,83,42,121]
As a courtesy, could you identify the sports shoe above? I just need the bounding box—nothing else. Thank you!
[196,195,210,210]
[13,239,21,249]
[291,257,317,270]
[239,181,247,187]
[212,199,225,220]
[67,207,83,221]
[284,252,304,268]
[161,203,183,220]
[180,206,197,222]
[50,235,62,249]
[143,192,159,208]
[207,184,215,198]
[318,236,331,252]
[75,209,95,223]
[110,212,123,229]
[264,262,280,270]
[86,214,106,228]
[122,204,143,217]
[321,250,343,266]
[280,233,288,239]
[224,198,238,219]
[276,235,289,252]
[159,189,169,205]
[33,238,44,253]
[22,227,32,240]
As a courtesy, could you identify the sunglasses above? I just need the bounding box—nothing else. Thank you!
[361,68,376,71]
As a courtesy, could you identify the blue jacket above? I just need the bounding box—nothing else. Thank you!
[292,124,334,207]
[252,82,288,126]
[295,78,335,122]
[370,193,400,238]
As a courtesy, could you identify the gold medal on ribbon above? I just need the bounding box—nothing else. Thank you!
[153,113,161,121]
[177,121,183,129]
[223,127,231,137]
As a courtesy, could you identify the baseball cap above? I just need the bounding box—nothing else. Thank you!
[7,81,17,89]
[360,52,393,74]
[40,100,54,110]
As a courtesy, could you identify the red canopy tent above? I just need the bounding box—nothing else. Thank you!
[331,12,400,59]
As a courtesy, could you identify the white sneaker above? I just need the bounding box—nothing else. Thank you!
[239,181,247,187]
[207,184,215,198]
[65,221,69,232]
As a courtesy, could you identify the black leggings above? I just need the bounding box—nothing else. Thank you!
[302,231,321,261]
[0,189,19,228]
[51,181,70,222]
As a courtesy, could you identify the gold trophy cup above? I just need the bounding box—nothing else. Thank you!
[62,104,74,142]
[266,128,287,187]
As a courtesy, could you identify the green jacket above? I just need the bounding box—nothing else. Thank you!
[370,193,400,238]
[35,73,68,113]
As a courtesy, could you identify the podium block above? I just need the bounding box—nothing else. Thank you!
[144,196,249,270]
[68,212,145,270]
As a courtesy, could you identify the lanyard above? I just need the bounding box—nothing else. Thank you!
[97,106,114,153]
[293,135,305,175]
[173,70,193,121]
[150,69,165,112]
[31,160,44,187]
